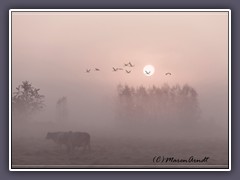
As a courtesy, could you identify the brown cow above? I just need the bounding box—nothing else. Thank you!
[46,131,91,152]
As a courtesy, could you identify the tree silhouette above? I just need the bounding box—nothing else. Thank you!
[116,84,134,122]
[116,83,201,126]
[12,81,45,121]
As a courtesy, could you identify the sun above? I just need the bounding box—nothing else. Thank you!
[143,65,155,76]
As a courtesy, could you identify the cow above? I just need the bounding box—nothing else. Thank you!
[46,131,91,153]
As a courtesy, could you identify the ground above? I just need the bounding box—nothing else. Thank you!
[11,135,228,169]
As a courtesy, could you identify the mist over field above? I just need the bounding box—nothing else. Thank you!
[11,11,229,168]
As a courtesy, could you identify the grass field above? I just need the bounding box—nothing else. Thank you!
[11,134,228,169]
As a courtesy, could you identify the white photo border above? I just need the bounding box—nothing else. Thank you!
[9,9,231,171]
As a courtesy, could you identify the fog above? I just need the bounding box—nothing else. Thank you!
[11,11,229,167]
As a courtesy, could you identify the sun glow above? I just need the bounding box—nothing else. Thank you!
[143,65,155,76]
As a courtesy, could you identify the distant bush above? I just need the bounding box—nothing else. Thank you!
[56,96,68,123]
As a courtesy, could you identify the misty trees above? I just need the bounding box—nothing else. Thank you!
[116,83,200,126]
[56,96,68,123]
[12,81,45,121]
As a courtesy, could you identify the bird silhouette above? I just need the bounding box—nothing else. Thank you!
[165,72,172,75]
[128,62,135,67]
[126,70,131,74]
[145,70,151,75]
[124,63,129,67]
[86,69,91,73]
[112,67,118,71]
[95,68,100,71]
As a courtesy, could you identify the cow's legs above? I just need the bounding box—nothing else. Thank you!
[88,143,91,152]
[82,143,91,153]
[82,145,87,153]
[67,143,74,153]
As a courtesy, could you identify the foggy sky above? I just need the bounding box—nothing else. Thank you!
[11,11,229,125]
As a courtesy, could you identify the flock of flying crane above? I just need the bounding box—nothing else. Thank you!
[85,61,172,76]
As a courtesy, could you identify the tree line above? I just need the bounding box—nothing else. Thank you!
[116,83,201,126]
[12,81,201,126]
